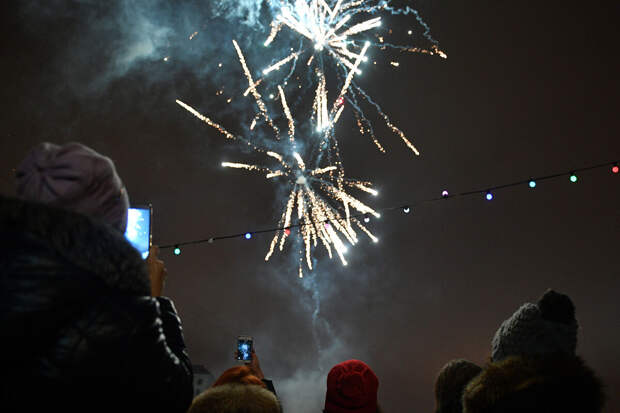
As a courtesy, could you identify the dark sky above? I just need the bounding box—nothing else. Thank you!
[1,1,619,412]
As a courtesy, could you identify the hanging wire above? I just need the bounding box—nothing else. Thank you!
[159,160,619,250]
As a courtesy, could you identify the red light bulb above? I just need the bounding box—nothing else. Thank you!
[613,165,619,174]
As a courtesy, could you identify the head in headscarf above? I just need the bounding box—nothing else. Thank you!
[16,142,129,232]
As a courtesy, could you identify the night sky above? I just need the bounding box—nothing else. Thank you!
[1,1,618,412]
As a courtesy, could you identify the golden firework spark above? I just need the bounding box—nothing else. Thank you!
[260,0,446,155]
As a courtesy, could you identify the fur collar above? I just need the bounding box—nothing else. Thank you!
[463,354,605,413]
[0,195,150,295]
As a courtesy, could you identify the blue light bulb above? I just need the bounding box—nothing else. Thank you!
[486,192,493,201]
[244,233,252,240]
[529,180,536,188]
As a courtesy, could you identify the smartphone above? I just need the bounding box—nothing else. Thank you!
[235,336,253,363]
[124,204,152,259]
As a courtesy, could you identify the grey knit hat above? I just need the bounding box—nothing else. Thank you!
[491,289,578,362]
[16,142,129,233]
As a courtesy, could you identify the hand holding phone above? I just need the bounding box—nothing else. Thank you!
[146,246,167,297]
[248,349,265,380]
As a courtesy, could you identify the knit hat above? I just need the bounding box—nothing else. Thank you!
[16,142,129,233]
[491,289,578,362]
[434,359,482,413]
[325,360,379,413]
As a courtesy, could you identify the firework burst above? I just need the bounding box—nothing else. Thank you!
[260,0,446,155]
[176,41,379,276]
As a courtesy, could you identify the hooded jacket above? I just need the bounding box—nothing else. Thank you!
[0,196,193,412]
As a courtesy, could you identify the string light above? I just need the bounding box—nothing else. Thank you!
[364,215,371,223]
[161,160,618,255]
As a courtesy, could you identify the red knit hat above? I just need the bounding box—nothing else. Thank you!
[324,360,379,413]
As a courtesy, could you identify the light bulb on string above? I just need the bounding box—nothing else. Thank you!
[244,232,252,240]
[612,164,619,174]
[485,192,493,201]
[363,215,370,223]
[441,190,449,198]
[173,246,181,256]
[529,180,536,188]
[569,173,578,183]
[403,206,411,214]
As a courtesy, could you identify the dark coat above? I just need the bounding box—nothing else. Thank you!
[0,196,193,412]
[462,354,605,413]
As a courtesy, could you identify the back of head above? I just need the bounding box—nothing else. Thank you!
[16,142,129,232]
[188,383,281,413]
[434,359,482,413]
[212,365,266,388]
[325,360,379,413]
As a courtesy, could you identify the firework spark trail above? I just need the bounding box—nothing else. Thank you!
[221,162,273,174]
[243,79,263,97]
[351,81,420,155]
[278,85,295,142]
[176,99,237,140]
[346,180,378,196]
[381,4,442,47]
[264,21,283,47]
[232,40,280,138]
[350,96,386,152]
[263,51,301,75]
[332,41,370,111]
[384,42,448,59]
[311,166,337,175]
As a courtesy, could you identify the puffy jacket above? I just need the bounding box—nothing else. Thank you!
[0,196,193,412]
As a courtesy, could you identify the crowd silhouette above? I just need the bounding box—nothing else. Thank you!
[1,142,606,412]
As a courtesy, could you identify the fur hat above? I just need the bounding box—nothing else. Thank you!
[188,383,281,413]
[462,355,606,413]
[325,360,379,413]
[491,289,578,362]
[16,142,129,233]
[435,359,482,413]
